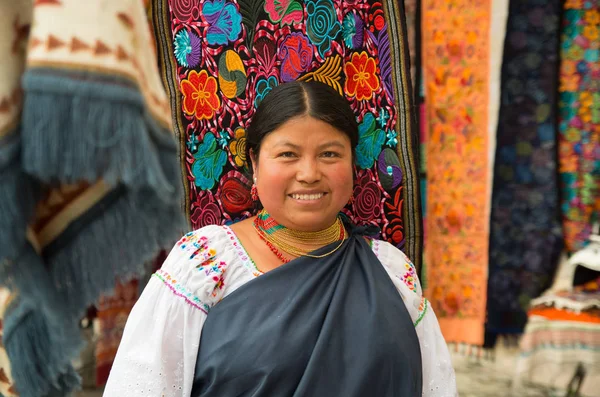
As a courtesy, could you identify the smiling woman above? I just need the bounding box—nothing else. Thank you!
[103,81,457,397]
[246,82,356,233]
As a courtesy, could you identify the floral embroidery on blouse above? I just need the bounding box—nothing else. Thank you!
[153,269,210,314]
[225,226,263,277]
[414,296,428,327]
[178,233,218,262]
[400,261,418,293]
[184,234,226,297]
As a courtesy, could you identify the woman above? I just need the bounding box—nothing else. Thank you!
[103,81,457,396]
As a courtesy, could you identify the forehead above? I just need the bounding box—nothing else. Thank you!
[261,116,351,148]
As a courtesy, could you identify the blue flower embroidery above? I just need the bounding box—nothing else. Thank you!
[342,12,364,49]
[217,130,231,149]
[386,130,398,147]
[306,0,342,58]
[355,113,385,169]
[254,76,279,107]
[187,132,200,153]
[174,29,201,68]
[202,0,243,46]
[192,132,228,190]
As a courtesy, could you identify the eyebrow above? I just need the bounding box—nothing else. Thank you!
[272,141,347,150]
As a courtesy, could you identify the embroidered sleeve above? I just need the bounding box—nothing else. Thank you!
[371,240,458,397]
[103,226,231,396]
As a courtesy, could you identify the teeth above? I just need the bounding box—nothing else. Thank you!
[292,193,324,200]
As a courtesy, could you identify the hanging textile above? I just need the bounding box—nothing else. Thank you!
[151,0,423,268]
[0,288,17,397]
[95,279,140,387]
[403,0,418,91]
[95,249,166,386]
[486,0,563,345]
[0,1,185,395]
[558,0,600,253]
[422,0,493,346]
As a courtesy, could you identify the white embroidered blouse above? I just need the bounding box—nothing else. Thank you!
[103,225,457,396]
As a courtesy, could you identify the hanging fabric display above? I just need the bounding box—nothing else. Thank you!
[151,0,423,267]
[0,0,185,395]
[95,279,140,387]
[404,0,418,92]
[558,0,600,253]
[485,0,563,345]
[422,0,493,346]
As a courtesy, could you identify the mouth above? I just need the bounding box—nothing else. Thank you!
[289,192,327,201]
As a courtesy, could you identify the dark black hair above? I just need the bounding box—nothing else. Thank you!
[246,81,358,173]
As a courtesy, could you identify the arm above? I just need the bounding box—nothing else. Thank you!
[102,273,207,396]
[372,240,458,397]
[414,298,458,396]
[103,228,227,396]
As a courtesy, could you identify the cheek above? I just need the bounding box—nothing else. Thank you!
[257,162,292,193]
[327,163,354,193]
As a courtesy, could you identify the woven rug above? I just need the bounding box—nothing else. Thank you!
[421,0,493,346]
[486,0,563,344]
[558,0,600,253]
[151,0,423,266]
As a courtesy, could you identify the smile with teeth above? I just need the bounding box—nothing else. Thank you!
[290,193,326,201]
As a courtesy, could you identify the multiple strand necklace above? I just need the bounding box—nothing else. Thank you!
[253,209,347,263]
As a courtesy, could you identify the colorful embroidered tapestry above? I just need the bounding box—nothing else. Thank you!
[486,0,563,345]
[0,1,185,395]
[558,0,600,253]
[151,0,423,266]
[422,0,491,346]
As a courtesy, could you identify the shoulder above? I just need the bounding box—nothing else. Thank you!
[370,238,421,296]
[155,225,251,311]
[369,239,429,325]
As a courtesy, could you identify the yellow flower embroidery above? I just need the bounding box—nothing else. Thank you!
[229,128,247,167]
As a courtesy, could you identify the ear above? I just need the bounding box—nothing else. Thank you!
[250,149,258,179]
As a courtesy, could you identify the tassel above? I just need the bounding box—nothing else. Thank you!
[45,185,186,319]
[3,298,81,397]
[0,132,40,264]
[21,70,180,203]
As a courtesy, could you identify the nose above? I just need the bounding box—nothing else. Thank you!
[296,157,322,184]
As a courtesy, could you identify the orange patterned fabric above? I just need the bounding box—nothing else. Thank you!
[422,0,491,346]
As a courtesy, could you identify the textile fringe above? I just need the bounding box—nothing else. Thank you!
[0,132,39,263]
[0,246,65,319]
[21,69,179,203]
[46,185,185,317]
[3,297,81,397]
[449,334,522,363]
[3,186,184,396]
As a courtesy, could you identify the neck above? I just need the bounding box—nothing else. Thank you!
[256,210,339,234]
[253,210,347,262]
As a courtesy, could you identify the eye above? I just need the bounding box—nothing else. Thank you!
[278,151,297,158]
[321,151,340,158]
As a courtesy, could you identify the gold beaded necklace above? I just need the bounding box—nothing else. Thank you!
[253,209,347,262]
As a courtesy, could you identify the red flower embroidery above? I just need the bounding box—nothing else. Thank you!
[181,70,221,120]
[344,51,380,101]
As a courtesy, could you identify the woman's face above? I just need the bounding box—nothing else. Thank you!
[252,116,354,232]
